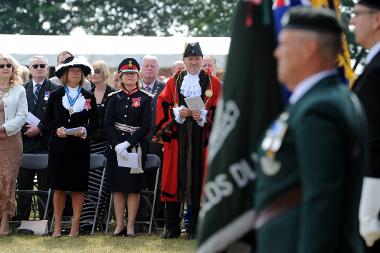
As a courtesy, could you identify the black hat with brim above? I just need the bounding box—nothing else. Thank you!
[55,56,93,78]
[281,6,343,34]
[183,42,203,58]
[358,0,380,10]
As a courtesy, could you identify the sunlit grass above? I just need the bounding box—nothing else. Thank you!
[0,233,195,253]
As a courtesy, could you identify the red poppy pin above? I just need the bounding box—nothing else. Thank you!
[85,99,92,110]
[131,97,141,107]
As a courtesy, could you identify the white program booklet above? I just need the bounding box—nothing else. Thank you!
[65,127,83,136]
[26,112,40,126]
[184,96,205,111]
[117,152,139,169]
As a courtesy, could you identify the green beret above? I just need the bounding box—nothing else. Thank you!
[281,6,343,34]
[358,0,380,10]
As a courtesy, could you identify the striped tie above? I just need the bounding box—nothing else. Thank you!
[33,83,41,105]
[144,86,151,93]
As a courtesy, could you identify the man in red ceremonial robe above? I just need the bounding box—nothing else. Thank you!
[155,42,222,239]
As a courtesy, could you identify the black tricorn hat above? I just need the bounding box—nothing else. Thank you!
[118,58,140,74]
[183,42,203,58]
[281,6,343,34]
[358,0,380,10]
[55,56,93,78]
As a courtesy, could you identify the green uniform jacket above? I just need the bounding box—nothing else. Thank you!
[255,75,368,253]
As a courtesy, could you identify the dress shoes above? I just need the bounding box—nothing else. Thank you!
[162,228,181,239]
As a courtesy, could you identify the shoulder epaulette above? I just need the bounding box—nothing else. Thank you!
[107,90,122,97]
[139,89,154,98]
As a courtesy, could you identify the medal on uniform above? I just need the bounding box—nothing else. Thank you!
[205,89,213,97]
[64,86,82,116]
[44,91,50,101]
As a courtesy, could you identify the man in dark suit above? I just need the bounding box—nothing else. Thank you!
[351,1,380,251]
[137,55,165,231]
[16,55,59,221]
[254,7,368,253]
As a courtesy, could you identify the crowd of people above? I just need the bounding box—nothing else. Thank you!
[1,1,380,252]
[0,42,222,239]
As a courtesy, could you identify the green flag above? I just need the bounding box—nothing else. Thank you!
[196,1,284,252]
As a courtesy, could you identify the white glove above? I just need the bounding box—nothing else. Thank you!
[120,149,129,160]
[359,177,380,247]
[115,141,130,155]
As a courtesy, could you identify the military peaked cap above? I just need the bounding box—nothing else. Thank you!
[118,58,140,74]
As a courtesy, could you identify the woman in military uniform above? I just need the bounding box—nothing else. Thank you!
[43,56,98,237]
[104,58,152,236]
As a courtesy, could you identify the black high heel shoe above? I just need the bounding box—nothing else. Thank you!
[112,227,127,237]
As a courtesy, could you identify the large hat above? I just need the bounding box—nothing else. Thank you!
[183,42,203,58]
[118,58,140,74]
[358,0,380,10]
[281,6,343,34]
[55,56,93,78]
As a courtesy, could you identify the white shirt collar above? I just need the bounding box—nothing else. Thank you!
[142,79,156,90]
[289,69,337,105]
[33,79,45,87]
[365,42,380,65]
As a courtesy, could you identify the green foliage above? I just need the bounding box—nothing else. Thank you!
[0,0,238,36]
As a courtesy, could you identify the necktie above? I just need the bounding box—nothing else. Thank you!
[144,86,151,93]
[33,83,41,105]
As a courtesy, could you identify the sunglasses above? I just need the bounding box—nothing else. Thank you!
[93,69,104,74]
[0,64,12,69]
[32,64,46,69]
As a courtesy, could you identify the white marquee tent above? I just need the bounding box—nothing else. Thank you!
[2,34,231,69]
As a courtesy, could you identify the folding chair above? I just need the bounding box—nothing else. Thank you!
[49,153,107,234]
[105,154,161,234]
[14,153,51,223]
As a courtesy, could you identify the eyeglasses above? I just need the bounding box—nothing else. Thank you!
[32,64,46,69]
[0,64,12,69]
[351,10,379,17]
[93,69,104,75]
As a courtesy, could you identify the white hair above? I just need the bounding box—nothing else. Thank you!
[28,55,48,65]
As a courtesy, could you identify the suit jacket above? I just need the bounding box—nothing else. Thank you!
[22,79,60,153]
[145,79,165,142]
[255,75,368,253]
[352,52,380,178]
[2,84,28,136]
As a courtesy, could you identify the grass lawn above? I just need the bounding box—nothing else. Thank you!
[0,233,196,253]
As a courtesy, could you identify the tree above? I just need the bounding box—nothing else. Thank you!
[0,0,238,36]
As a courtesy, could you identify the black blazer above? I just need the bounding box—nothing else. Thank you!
[352,51,380,177]
[90,83,115,142]
[22,79,60,153]
[146,80,165,141]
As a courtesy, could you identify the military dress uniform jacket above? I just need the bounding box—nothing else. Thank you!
[352,52,380,178]
[255,75,368,253]
[22,79,60,153]
[104,89,152,192]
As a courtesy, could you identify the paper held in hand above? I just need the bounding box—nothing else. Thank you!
[26,112,40,126]
[117,152,139,169]
[65,127,83,136]
[184,96,205,111]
